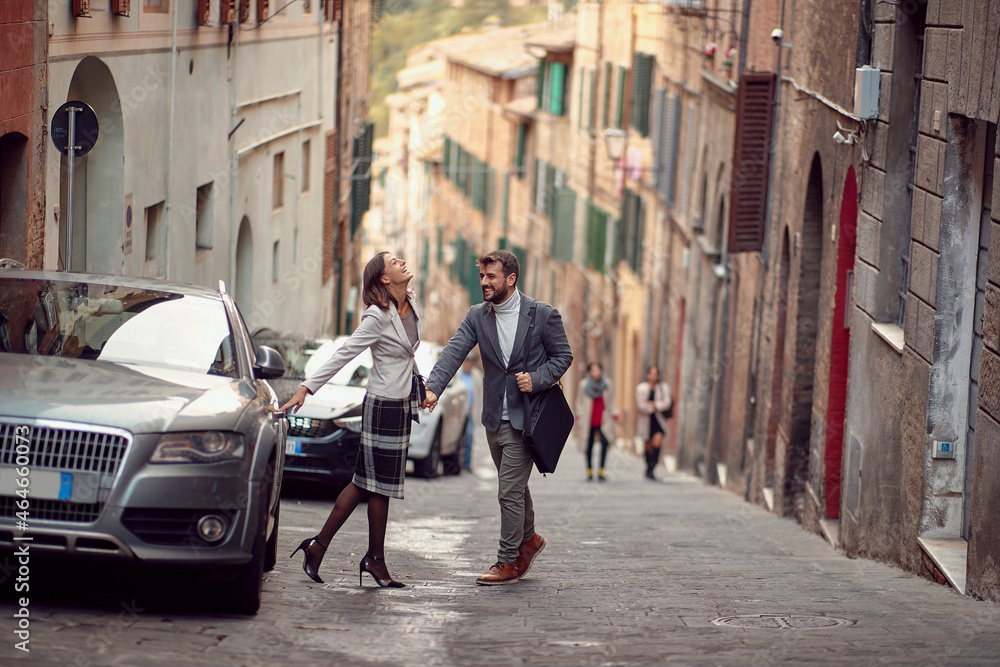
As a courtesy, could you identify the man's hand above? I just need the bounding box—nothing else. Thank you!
[421,389,438,410]
[278,386,310,414]
[515,372,532,393]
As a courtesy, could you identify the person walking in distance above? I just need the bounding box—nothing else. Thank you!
[636,365,672,480]
[421,250,572,585]
[280,251,421,588]
[574,361,618,481]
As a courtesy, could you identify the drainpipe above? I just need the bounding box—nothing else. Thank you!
[332,8,344,334]
[164,2,179,279]
[229,21,241,294]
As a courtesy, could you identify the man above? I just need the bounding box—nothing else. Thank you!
[422,250,572,585]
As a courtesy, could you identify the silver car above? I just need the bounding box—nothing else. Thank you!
[0,266,286,614]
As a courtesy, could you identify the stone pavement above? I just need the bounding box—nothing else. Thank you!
[2,444,999,666]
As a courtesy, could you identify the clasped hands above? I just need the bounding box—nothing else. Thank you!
[420,372,532,411]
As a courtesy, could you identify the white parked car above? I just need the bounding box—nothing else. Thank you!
[303,337,470,478]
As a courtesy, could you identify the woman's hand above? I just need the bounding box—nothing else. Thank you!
[279,386,310,414]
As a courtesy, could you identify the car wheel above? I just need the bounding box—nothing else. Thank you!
[225,500,266,614]
[442,420,467,476]
[264,502,279,572]
[415,423,442,479]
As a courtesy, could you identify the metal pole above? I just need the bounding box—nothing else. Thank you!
[66,106,79,272]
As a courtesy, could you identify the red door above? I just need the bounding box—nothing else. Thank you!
[824,167,857,519]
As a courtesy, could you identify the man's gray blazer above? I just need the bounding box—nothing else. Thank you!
[426,292,573,432]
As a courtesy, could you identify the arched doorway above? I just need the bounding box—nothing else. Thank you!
[0,132,29,262]
[235,216,254,322]
[824,166,858,519]
[786,153,824,514]
[60,57,125,273]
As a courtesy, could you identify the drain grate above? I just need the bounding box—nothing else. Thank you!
[711,614,856,629]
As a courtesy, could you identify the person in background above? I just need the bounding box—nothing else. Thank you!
[574,361,618,481]
[635,365,672,480]
[459,353,483,472]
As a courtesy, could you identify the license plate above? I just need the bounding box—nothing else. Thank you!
[285,439,303,456]
[0,467,73,501]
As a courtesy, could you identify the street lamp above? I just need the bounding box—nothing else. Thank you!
[603,128,627,161]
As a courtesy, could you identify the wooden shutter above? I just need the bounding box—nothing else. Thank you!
[221,0,237,24]
[323,130,336,283]
[197,0,211,25]
[549,63,566,116]
[443,136,451,178]
[602,62,613,128]
[257,0,269,23]
[239,0,250,23]
[515,122,527,178]
[728,72,776,253]
[586,201,608,271]
[615,65,627,129]
[631,54,654,137]
[657,94,681,205]
[551,187,577,262]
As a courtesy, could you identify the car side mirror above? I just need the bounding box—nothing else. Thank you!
[254,345,285,380]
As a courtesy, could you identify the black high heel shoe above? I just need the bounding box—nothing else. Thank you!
[359,553,405,588]
[290,536,326,583]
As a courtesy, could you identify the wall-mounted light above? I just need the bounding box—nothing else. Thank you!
[527,46,548,59]
[603,128,627,161]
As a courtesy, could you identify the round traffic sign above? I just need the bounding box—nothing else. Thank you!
[50,101,99,156]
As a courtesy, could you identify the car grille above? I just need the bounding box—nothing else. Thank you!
[0,420,131,523]
[122,508,230,546]
[287,416,338,439]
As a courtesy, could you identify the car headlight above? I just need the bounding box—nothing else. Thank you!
[334,417,363,433]
[150,432,245,463]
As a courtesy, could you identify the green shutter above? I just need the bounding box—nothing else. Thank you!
[436,227,444,266]
[551,187,576,262]
[631,53,654,137]
[502,172,510,230]
[602,61,612,128]
[586,201,607,272]
[578,67,585,130]
[544,164,557,218]
[549,62,566,116]
[536,61,546,110]
[443,136,451,177]
[515,123,527,178]
[615,65,627,130]
[533,158,543,211]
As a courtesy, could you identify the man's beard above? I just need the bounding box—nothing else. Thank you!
[483,282,511,304]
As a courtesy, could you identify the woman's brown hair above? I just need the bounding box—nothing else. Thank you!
[362,251,393,311]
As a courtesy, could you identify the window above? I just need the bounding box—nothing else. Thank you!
[196,182,214,250]
[273,152,285,209]
[301,140,311,193]
[145,201,164,263]
[549,63,567,116]
[272,240,280,283]
[728,72,776,253]
[630,53,655,137]
[614,65,627,130]
[551,187,576,262]
[586,201,609,272]
[143,0,168,13]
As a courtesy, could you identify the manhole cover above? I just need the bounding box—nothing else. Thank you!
[711,614,856,629]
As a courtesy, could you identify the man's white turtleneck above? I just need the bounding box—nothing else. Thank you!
[492,288,521,420]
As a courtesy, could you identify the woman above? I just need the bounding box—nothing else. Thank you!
[280,251,420,588]
[635,365,672,480]
[574,361,618,481]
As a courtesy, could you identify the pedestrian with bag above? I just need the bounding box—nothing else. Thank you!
[636,365,672,480]
[421,250,572,585]
[574,361,618,481]
[279,251,422,588]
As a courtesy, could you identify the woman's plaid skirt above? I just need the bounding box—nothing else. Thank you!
[352,375,421,499]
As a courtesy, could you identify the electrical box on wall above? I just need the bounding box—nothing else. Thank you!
[933,440,956,460]
[854,66,881,119]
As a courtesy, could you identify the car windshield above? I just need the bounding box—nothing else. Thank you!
[0,277,238,377]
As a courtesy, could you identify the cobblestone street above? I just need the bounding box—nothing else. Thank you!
[2,445,999,666]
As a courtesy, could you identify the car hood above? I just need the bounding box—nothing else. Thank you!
[0,354,253,433]
[295,383,366,420]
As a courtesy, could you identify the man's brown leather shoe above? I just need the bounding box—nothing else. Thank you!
[476,562,519,585]
[514,532,546,578]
